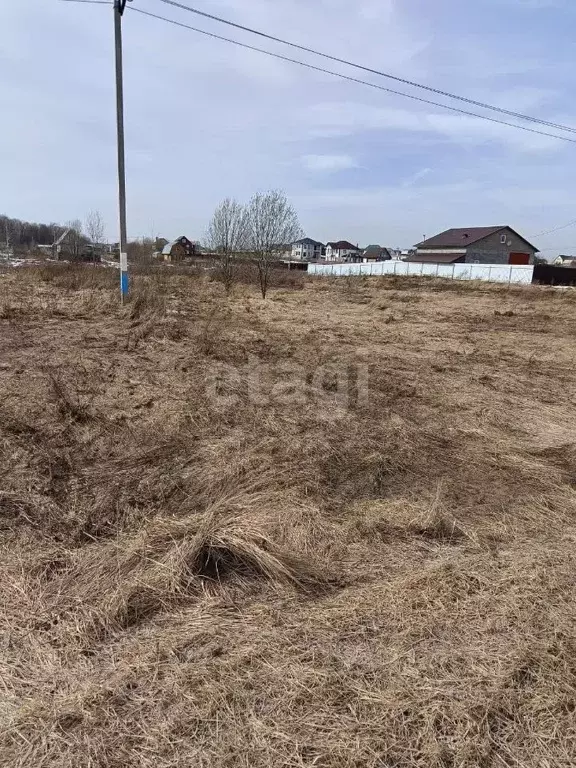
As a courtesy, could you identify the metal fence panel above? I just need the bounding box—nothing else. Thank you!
[307,262,534,284]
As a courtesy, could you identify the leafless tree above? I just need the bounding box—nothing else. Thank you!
[66,219,85,259]
[85,210,106,264]
[244,190,302,299]
[205,198,247,293]
[85,210,105,246]
[127,238,156,264]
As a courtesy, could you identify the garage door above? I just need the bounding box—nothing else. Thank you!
[508,252,530,265]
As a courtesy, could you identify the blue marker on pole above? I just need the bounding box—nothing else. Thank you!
[114,0,129,303]
[120,251,128,299]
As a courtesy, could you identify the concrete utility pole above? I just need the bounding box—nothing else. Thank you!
[114,0,130,300]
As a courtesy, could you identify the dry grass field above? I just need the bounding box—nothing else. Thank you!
[1,265,576,767]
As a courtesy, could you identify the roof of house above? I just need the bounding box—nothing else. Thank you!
[363,244,391,257]
[327,240,360,250]
[415,227,539,252]
[406,252,465,264]
[293,237,324,247]
[162,236,191,255]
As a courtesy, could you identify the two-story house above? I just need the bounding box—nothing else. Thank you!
[161,236,197,262]
[291,238,325,261]
[325,241,361,262]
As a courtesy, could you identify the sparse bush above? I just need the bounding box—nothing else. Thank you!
[34,263,117,290]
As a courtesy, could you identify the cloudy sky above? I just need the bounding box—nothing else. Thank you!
[2,0,576,253]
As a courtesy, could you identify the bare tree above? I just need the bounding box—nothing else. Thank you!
[85,210,106,264]
[0,216,11,248]
[205,198,247,293]
[85,210,105,246]
[127,237,156,264]
[65,219,85,259]
[244,190,302,299]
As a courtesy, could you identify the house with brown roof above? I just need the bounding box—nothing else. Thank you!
[410,227,539,265]
[161,236,197,262]
[362,245,391,262]
[325,240,360,262]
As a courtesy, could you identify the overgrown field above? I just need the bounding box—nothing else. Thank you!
[1,265,576,767]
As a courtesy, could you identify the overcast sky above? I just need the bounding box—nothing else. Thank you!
[2,0,576,252]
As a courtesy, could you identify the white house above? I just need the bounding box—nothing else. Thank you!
[291,237,324,261]
[553,254,576,266]
[325,240,361,262]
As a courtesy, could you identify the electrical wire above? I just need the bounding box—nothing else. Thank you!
[533,219,576,237]
[157,0,576,136]
[129,6,576,146]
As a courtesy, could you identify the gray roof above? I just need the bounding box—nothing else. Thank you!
[162,236,190,255]
[293,237,324,247]
[162,241,177,255]
[363,244,391,258]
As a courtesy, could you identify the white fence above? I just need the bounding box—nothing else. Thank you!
[307,261,534,285]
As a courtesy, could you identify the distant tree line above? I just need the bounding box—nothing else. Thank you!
[0,213,110,258]
[0,214,68,250]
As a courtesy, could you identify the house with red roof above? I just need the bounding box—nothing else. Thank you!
[410,227,539,265]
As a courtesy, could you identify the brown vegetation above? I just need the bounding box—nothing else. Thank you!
[1,265,576,767]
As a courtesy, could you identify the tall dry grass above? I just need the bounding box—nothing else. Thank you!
[0,267,575,766]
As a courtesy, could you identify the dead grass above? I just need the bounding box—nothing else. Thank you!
[0,267,575,766]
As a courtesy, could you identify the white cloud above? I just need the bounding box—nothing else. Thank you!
[302,100,567,153]
[1,0,575,252]
[301,154,358,172]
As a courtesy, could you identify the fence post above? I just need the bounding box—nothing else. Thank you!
[508,266,513,285]
[394,261,397,276]
[452,264,456,281]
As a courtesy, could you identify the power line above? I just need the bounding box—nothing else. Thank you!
[129,6,576,146]
[533,219,576,237]
[157,0,576,137]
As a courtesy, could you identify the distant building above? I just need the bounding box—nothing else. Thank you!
[325,240,361,262]
[291,238,325,261]
[161,236,196,262]
[361,245,391,263]
[411,226,538,265]
[553,254,576,267]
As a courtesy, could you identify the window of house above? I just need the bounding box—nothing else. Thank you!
[500,234,507,244]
